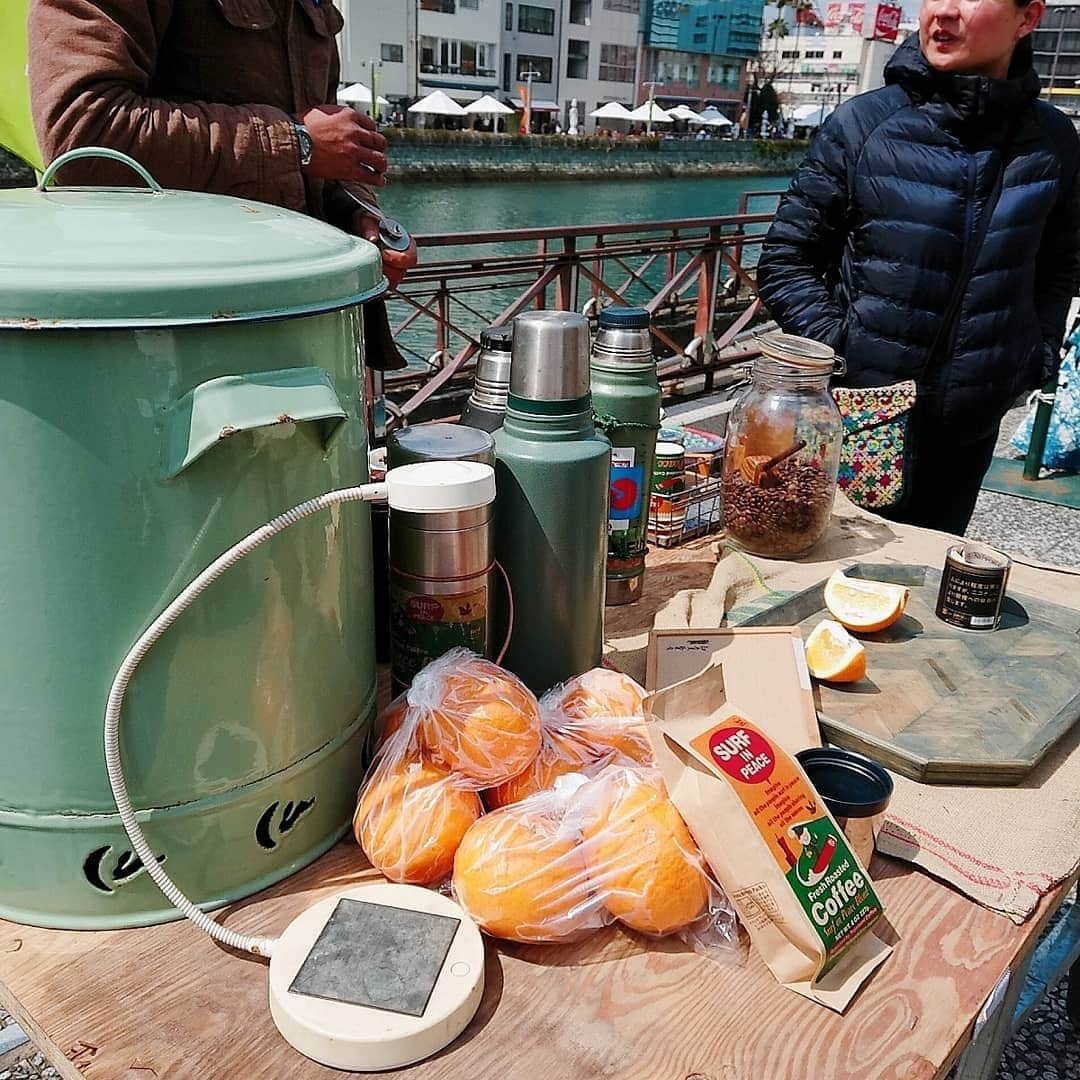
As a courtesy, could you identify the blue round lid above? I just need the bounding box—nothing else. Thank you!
[598,306,650,330]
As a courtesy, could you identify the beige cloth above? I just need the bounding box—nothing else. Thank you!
[629,495,1080,922]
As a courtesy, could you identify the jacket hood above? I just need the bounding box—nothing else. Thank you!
[884,32,1040,127]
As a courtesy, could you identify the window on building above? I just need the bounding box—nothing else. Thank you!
[518,4,555,34]
[685,61,699,84]
[518,54,553,82]
[460,0,479,7]
[599,43,636,82]
[804,49,825,58]
[421,0,455,11]
[567,38,590,80]
[420,36,497,76]
[603,0,639,11]
[781,50,798,58]
[503,52,512,90]
[1060,30,1080,50]
[381,43,404,63]
[570,0,592,23]
[832,50,843,58]
[506,2,513,30]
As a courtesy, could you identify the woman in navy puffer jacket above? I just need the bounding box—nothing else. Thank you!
[756,0,1080,533]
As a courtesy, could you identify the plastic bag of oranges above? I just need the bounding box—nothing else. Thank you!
[484,668,653,810]
[454,763,739,959]
[353,649,543,885]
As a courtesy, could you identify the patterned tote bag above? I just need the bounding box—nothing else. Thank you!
[831,381,917,510]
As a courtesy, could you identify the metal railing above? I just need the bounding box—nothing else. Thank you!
[382,188,785,429]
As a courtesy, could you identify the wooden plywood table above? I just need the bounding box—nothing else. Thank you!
[0,537,1075,1080]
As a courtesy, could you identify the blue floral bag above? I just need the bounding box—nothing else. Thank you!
[1010,329,1080,472]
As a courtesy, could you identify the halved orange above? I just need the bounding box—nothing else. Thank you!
[805,619,867,683]
[823,570,909,633]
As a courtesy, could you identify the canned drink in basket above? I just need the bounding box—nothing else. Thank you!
[935,541,1011,631]
[649,442,686,539]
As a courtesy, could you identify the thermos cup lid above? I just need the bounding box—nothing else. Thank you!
[510,311,591,401]
[386,423,495,469]
[598,306,650,330]
[480,324,514,351]
[386,461,496,513]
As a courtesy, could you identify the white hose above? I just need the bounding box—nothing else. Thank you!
[104,483,387,959]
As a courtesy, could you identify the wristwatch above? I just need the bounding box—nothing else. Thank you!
[293,122,314,168]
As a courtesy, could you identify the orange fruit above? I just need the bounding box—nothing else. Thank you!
[579,769,709,935]
[554,668,647,722]
[544,668,654,766]
[377,693,412,748]
[414,655,543,787]
[452,805,599,943]
[823,570,909,633]
[484,727,594,810]
[354,757,481,885]
[805,619,868,683]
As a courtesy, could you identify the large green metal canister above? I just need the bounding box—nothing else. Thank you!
[493,312,610,694]
[590,307,662,606]
[0,150,384,928]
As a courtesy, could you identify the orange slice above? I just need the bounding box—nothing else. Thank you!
[805,619,867,683]
[823,570,909,633]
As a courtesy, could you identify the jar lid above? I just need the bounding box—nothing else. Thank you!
[755,331,835,372]
[386,461,496,512]
[795,747,893,818]
[598,306,650,330]
[386,423,495,469]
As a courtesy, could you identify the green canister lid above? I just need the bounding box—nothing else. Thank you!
[0,148,385,328]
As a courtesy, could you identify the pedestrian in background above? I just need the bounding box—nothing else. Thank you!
[756,0,1080,533]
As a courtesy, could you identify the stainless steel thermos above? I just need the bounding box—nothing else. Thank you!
[460,325,513,433]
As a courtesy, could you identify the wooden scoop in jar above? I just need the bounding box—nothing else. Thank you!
[738,439,807,485]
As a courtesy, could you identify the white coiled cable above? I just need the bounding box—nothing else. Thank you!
[104,483,387,959]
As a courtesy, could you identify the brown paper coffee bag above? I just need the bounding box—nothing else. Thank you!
[647,662,891,1011]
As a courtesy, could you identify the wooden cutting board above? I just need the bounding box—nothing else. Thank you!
[742,563,1080,785]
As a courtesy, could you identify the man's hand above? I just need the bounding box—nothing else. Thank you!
[300,105,387,184]
[356,214,418,290]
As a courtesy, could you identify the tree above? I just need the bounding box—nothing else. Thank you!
[751,82,781,132]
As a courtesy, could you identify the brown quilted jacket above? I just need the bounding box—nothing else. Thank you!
[28,0,374,229]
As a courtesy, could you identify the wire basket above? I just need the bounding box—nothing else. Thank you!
[647,471,724,548]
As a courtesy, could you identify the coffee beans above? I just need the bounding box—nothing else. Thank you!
[722,457,833,556]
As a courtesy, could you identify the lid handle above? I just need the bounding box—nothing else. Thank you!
[37,147,164,194]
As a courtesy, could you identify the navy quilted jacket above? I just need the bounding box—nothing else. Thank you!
[756,35,1080,441]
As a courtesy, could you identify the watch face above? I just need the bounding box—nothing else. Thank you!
[297,125,313,165]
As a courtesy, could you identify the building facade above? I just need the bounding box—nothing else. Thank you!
[558,0,642,132]
[638,0,765,119]
[1032,1,1080,129]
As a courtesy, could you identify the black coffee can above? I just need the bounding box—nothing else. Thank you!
[935,541,1011,631]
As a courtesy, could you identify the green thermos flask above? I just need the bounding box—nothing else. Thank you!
[494,311,611,693]
[590,306,661,606]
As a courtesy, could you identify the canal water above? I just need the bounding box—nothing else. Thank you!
[381,173,790,235]
[380,173,791,369]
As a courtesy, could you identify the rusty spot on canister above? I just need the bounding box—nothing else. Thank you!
[276,413,296,424]
[219,425,241,439]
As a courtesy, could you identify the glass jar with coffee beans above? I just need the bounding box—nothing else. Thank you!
[721,332,843,557]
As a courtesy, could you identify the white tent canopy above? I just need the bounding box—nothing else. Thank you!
[337,82,391,108]
[627,101,673,123]
[589,101,633,120]
[464,94,514,115]
[666,104,704,123]
[407,90,468,116]
[698,106,733,125]
[792,103,833,126]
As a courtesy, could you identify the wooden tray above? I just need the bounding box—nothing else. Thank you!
[742,563,1080,785]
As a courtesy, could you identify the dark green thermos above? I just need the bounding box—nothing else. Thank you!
[590,306,661,605]
[493,311,611,693]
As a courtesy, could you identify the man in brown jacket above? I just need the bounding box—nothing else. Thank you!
[27,0,416,285]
